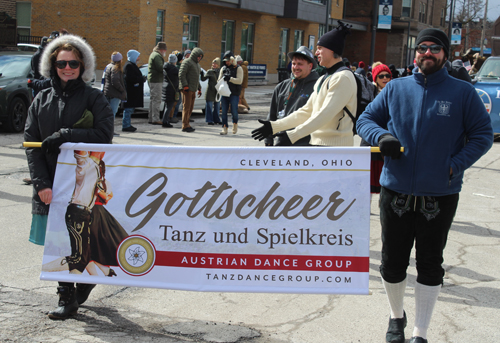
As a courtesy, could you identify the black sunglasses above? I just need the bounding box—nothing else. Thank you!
[377,74,391,79]
[415,44,443,54]
[55,60,80,69]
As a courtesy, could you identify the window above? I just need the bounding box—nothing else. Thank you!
[16,2,31,37]
[303,0,327,4]
[221,20,235,57]
[440,8,445,27]
[240,22,254,63]
[182,14,199,51]
[418,2,427,23]
[294,30,304,51]
[156,10,164,44]
[318,24,326,40]
[278,28,289,68]
[402,0,412,18]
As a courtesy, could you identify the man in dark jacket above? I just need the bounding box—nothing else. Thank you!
[445,59,472,83]
[356,28,493,343]
[264,46,319,146]
[148,42,167,125]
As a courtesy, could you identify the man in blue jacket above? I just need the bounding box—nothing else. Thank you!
[357,29,493,343]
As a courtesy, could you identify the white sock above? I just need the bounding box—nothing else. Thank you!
[382,278,407,318]
[413,282,441,339]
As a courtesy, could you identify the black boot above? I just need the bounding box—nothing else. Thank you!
[75,283,96,305]
[48,286,79,320]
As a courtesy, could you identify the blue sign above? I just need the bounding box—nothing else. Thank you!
[378,0,393,29]
[475,85,500,134]
[451,22,462,45]
[248,64,267,77]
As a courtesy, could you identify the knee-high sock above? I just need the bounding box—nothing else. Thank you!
[413,282,441,339]
[382,277,407,318]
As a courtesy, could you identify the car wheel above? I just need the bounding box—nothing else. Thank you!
[6,97,28,133]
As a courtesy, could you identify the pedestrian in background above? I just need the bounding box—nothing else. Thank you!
[219,51,243,135]
[169,51,185,123]
[103,52,127,135]
[122,49,143,132]
[201,57,222,125]
[236,55,250,113]
[161,54,179,128]
[24,34,113,320]
[147,42,167,125]
[178,47,204,133]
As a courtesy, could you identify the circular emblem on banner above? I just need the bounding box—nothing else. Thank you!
[476,88,492,114]
[117,235,156,276]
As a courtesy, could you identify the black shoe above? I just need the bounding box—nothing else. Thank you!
[48,286,79,320]
[386,311,407,343]
[122,126,137,132]
[162,123,173,128]
[207,122,214,125]
[409,338,427,343]
[75,283,96,305]
[189,119,194,122]
[113,132,120,136]
[182,127,195,132]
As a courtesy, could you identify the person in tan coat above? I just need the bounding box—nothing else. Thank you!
[236,56,250,113]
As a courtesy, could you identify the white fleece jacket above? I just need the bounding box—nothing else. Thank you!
[271,69,357,146]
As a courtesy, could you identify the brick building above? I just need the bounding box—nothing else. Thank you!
[343,0,448,69]
[12,0,351,82]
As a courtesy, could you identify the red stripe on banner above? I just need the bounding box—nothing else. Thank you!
[155,251,368,272]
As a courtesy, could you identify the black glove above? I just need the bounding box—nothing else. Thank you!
[41,131,67,155]
[275,132,292,146]
[200,70,204,77]
[378,134,402,159]
[224,75,231,82]
[251,120,273,141]
[27,79,34,88]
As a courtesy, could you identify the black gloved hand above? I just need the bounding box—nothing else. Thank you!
[223,75,231,82]
[251,119,273,141]
[378,133,402,159]
[41,131,67,155]
[27,79,34,88]
[274,132,292,146]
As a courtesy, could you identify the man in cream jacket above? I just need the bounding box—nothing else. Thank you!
[252,22,357,146]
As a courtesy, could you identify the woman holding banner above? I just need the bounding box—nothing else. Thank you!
[24,34,113,320]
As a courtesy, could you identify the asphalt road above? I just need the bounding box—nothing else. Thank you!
[1,85,499,343]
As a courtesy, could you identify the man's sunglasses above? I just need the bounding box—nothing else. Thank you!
[377,74,391,79]
[55,60,80,69]
[415,44,443,54]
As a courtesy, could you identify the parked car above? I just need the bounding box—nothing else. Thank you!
[0,51,34,132]
[473,56,500,136]
[17,43,39,52]
[139,64,208,114]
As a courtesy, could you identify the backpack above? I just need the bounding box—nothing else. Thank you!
[333,66,375,135]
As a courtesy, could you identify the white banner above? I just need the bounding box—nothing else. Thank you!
[41,144,371,294]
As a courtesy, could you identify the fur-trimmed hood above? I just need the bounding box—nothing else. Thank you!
[40,34,96,82]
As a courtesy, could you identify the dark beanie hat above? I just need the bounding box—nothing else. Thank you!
[416,28,449,58]
[317,21,351,56]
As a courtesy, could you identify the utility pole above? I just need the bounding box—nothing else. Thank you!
[480,0,488,56]
[447,0,455,58]
[325,0,330,32]
[369,0,378,65]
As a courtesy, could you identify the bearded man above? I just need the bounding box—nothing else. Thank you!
[356,28,493,343]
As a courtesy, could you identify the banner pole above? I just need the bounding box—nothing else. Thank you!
[22,142,404,153]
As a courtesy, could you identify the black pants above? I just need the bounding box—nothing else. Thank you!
[379,187,459,286]
[64,204,92,273]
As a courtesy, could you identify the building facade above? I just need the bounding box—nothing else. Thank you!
[343,0,448,68]
[13,0,346,82]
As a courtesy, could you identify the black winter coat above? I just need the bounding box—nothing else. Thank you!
[162,63,179,103]
[24,78,114,215]
[123,61,144,108]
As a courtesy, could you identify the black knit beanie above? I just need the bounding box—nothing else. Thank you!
[317,21,352,56]
[416,28,450,58]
